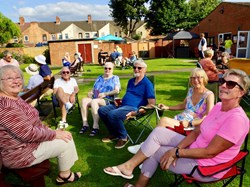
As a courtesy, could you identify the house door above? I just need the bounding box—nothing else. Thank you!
[78,43,92,63]
[236,31,250,58]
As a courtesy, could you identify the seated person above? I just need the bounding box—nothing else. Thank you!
[115,55,125,67]
[21,64,44,106]
[80,62,121,136]
[103,69,250,187]
[128,68,214,154]
[70,53,81,74]
[98,49,108,65]
[35,54,54,97]
[217,51,229,70]
[125,51,137,66]
[53,66,79,129]
[0,50,20,67]
[0,65,81,185]
[62,52,71,67]
[110,49,119,63]
[98,60,156,149]
[199,49,224,82]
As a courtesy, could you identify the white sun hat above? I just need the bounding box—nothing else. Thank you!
[25,64,39,76]
[35,54,46,65]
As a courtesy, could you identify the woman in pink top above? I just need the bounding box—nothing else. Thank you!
[200,49,223,82]
[103,69,250,187]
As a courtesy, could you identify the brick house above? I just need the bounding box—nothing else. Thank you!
[189,2,250,58]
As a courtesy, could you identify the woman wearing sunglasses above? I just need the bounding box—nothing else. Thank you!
[80,62,121,136]
[103,69,250,187]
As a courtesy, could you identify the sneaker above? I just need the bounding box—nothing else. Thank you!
[127,142,143,154]
[102,135,118,143]
[79,126,89,134]
[89,128,99,137]
[57,121,69,130]
[65,102,73,113]
[115,139,129,149]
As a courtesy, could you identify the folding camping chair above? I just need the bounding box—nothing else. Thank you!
[173,132,249,187]
[125,75,163,144]
[52,93,82,122]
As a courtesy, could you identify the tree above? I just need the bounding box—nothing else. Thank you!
[0,13,21,46]
[145,0,190,35]
[188,0,222,28]
[109,0,149,37]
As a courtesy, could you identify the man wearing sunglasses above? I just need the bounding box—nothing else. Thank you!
[0,50,20,68]
[98,59,156,149]
[53,66,79,129]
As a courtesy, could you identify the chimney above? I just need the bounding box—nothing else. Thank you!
[19,16,25,25]
[56,16,61,25]
[88,15,92,24]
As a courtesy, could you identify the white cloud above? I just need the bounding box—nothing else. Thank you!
[18,2,111,22]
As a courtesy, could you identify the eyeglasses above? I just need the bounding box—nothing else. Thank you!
[1,76,22,82]
[219,78,243,90]
[6,56,12,58]
[133,66,143,70]
[104,67,112,70]
[62,71,70,74]
[190,76,203,80]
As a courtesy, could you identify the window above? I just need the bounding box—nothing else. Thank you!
[85,33,90,38]
[114,32,118,37]
[78,33,83,39]
[42,34,47,41]
[24,35,29,42]
[65,33,69,39]
[207,37,214,46]
[58,34,62,39]
[51,34,56,40]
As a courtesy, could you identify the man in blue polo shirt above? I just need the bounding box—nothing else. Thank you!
[98,59,156,149]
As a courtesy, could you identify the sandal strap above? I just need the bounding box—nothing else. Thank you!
[57,172,72,182]
[72,172,80,181]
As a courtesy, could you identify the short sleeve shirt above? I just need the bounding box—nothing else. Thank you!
[39,64,52,78]
[27,74,44,90]
[53,78,78,94]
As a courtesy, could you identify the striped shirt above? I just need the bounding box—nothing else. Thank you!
[0,96,56,168]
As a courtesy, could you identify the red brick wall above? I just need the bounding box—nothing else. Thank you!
[190,2,250,56]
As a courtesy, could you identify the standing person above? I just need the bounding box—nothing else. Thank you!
[198,33,207,60]
[80,62,121,136]
[0,65,81,185]
[103,69,250,187]
[0,50,19,67]
[224,36,233,55]
[98,60,156,149]
[53,66,79,129]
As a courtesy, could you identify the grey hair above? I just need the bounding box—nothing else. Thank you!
[104,62,114,68]
[189,68,209,86]
[223,69,250,94]
[3,50,12,57]
[0,65,24,91]
[133,59,147,68]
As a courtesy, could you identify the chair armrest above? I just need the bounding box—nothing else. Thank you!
[196,151,248,177]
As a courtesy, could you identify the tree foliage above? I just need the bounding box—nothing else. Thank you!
[145,0,189,35]
[109,0,149,37]
[188,0,222,28]
[0,13,21,45]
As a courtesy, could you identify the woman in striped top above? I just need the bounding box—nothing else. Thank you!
[0,65,81,184]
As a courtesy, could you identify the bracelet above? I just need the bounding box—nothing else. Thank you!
[175,148,180,158]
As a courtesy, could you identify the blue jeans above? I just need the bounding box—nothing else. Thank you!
[98,104,137,139]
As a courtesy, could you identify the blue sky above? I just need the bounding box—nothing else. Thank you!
[0,0,249,23]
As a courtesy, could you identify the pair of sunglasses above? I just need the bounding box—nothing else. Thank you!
[133,66,143,70]
[219,78,243,90]
[104,67,112,70]
[62,71,70,74]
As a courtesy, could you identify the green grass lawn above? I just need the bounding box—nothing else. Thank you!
[18,58,250,186]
